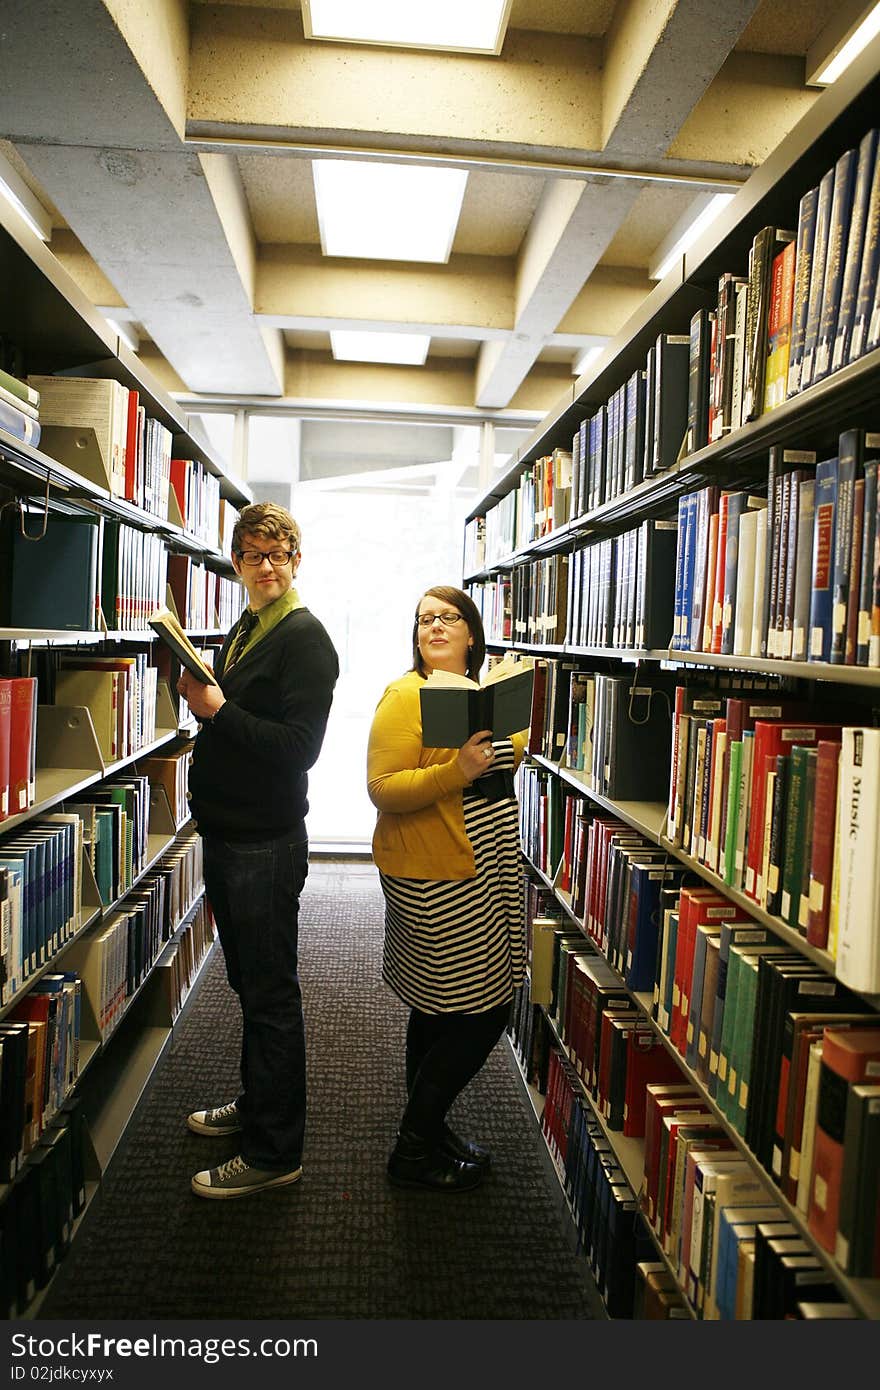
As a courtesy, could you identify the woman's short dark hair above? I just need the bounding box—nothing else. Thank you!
[411,586,485,681]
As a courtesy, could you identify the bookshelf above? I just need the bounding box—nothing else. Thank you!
[0,192,243,1317]
[470,32,880,1321]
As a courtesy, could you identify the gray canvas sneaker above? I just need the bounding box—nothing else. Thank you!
[187,1101,242,1136]
[191,1154,303,1199]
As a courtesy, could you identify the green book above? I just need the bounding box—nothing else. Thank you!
[778,745,811,928]
[732,955,761,1135]
[723,739,743,885]
[716,942,745,1122]
[92,811,114,904]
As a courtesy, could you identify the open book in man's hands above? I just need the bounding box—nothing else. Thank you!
[419,654,535,748]
[148,607,217,684]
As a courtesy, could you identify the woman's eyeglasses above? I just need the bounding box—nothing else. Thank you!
[416,612,464,629]
[235,549,294,567]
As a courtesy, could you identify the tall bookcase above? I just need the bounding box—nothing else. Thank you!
[0,192,250,1316]
[464,34,880,1320]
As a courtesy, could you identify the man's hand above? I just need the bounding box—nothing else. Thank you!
[177,670,226,722]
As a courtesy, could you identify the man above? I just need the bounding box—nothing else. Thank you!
[177,501,338,1199]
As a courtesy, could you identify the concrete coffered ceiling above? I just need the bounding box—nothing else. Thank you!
[0,0,841,446]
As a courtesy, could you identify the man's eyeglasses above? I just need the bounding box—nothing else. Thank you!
[235,548,295,568]
[416,612,464,629]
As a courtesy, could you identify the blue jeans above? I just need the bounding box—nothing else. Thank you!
[202,832,309,1170]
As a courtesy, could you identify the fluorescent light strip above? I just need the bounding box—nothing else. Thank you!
[304,0,510,53]
[0,157,51,243]
[650,193,735,282]
[815,3,880,82]
[313,160,468,262]
[331,331,430,365]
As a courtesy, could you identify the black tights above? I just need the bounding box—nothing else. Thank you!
[401,1000,512,1141]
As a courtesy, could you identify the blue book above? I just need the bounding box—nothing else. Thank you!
[807,455,839,663]
[623,368,646,492]
[832,129,879,372]
[0,848,35,976]
[829,430,861,663]
[787,185,820,397]
[625,862,688,992]
[812,147,857,383]
[857,457,879,665]
[685,922,722,1071]
[681,491,699,651]
[0,862,23,998]
[798,167,835,391]
[672,495,688,650]
[849,133,880,363]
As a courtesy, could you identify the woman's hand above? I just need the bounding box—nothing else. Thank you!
[457,729,496,783]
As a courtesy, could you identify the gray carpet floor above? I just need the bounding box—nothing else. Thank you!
[38,859,598,1320]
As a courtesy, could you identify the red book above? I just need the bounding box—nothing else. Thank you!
[660,1117,725,1253]
[701,511,720,652]
[805,740,842,948]
[622,1032,684,1138]
[8,677,37,816]
[744,721,842,903]
[123,389,139,504]
[642,1085,705,1228]
[671,888,748,1056]
[525,658,547,758]
[0,679,11,821]
[169,458,191,529]
[808,1026,880,1251]
[597,1007,638,1120]
[560,794,575,893]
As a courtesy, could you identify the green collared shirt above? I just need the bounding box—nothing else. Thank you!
[234,586,303,665]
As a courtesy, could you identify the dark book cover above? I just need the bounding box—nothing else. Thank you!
[857,457,878,664]
[743,226,795,421]
[787,184,820,395]
[807,455,840,663]
[832,128,878,371]
[829,429,860,664]
[687,306,712,454]
[849,132,880,362]
[798,169,835,391]
[650,333,689,475]
[812,146,858,382]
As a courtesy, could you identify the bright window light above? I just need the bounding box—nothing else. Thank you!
[331,331,431,365]
[313,160,468,262]
[303,0,511,54]
[813,3,880,83]
[649,193,735,282]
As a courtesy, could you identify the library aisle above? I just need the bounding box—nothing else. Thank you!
[37,860,597,1321]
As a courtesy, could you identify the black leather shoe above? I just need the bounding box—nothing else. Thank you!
[440,1123,491,1169]
[387,1128,484,1192]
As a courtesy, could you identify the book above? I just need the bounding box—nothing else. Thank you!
[836,726,880,993]
[849,132,880,363]
[835,1081,880,1275]
[832,129,879,372]
[797,169,835,392]
[418,656,534,748]
[812,146,857,383]
[742,226,794,421]
[786,185,820,397]
[808,1026,880,1252]
[147,607,217,685]
[3,512,102,633]
[808,455,840,663]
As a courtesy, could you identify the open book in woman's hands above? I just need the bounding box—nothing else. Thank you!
[419,655,535,747]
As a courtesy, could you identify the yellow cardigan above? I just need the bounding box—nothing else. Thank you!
[366,668,527,880]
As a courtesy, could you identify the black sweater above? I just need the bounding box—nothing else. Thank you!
[187,607,339,841]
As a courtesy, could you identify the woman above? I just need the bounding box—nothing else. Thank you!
[366,585,527,1192]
